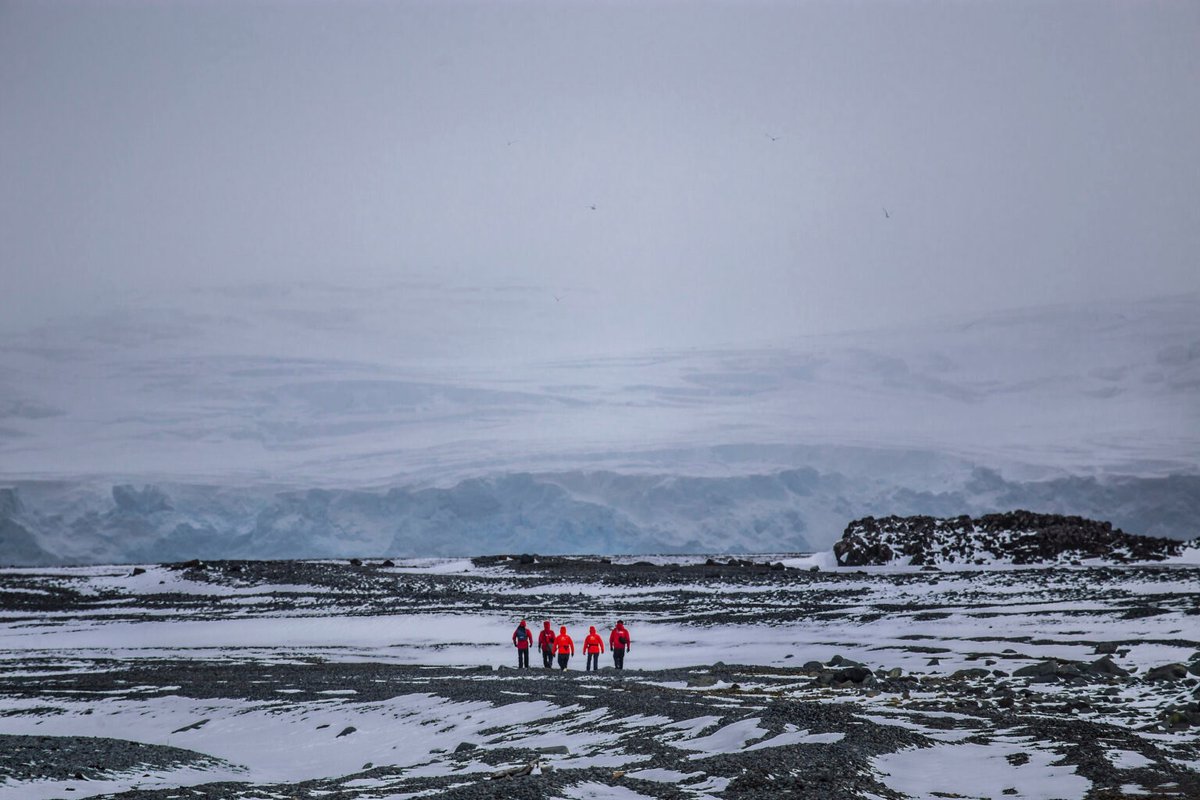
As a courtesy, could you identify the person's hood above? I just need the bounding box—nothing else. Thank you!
[589,626,597,634]
[559,626,568,635]
[543,621,552,629]
[614,622,625,629]
[519,620,526,627]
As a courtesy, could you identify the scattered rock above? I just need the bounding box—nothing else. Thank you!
[336,726,356,737]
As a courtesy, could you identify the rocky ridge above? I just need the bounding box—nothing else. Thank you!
[834,510,1198,567]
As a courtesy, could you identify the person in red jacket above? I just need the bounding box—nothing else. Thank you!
[583,625,605,671]
[553,626,574,670]
[609,620,631,670]
[511,620,532,669]
[537,620,555,669]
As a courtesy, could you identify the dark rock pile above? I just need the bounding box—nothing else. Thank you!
[834,510,1195,567]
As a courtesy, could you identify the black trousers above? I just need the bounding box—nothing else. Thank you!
[557,653,570,670]
[542,648,554,668]
[517,648,529,668]
[586,652,599,671]
[613,649,625,669]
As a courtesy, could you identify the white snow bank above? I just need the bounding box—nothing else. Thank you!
[872,742,1090,800]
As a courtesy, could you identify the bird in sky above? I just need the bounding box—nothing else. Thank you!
[883,207,891,219]
[553,293,565,303]
[589,204,597,211]
[765,133,781,141]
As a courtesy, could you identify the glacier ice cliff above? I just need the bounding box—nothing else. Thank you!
[2,468,1198,566]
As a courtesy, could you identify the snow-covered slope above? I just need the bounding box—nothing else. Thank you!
[2,286,1197,483]
[1,287,1197,563]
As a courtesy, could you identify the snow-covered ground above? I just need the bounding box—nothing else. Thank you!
[0,557,1196,799]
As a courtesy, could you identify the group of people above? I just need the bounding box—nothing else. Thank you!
[511,619,632,671]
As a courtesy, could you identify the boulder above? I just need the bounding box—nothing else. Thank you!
[1085,657,1130,678]
[1146,663,1189,682]
[951,668,991,680]
[1013,660,1062,678]
[489,761,536,780]
[830,667,873,687]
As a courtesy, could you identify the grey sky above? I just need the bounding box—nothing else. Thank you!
[2,0,1198,348]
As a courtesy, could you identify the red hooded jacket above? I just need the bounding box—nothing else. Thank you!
[583,626,605,654]
[609,623,631,651]
[538,621,555,651]
[512,621,532,650]
[553,626,574,656]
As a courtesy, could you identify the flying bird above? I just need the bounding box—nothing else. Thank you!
[765,133,781,141]
[589,204,597,211]
[883,207,890,219]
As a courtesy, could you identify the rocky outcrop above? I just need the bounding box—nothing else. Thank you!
[834,511,1195,567]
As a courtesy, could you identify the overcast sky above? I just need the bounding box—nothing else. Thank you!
[2,0,1198,349]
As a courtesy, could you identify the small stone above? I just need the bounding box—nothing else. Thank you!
[336,726,357,737]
